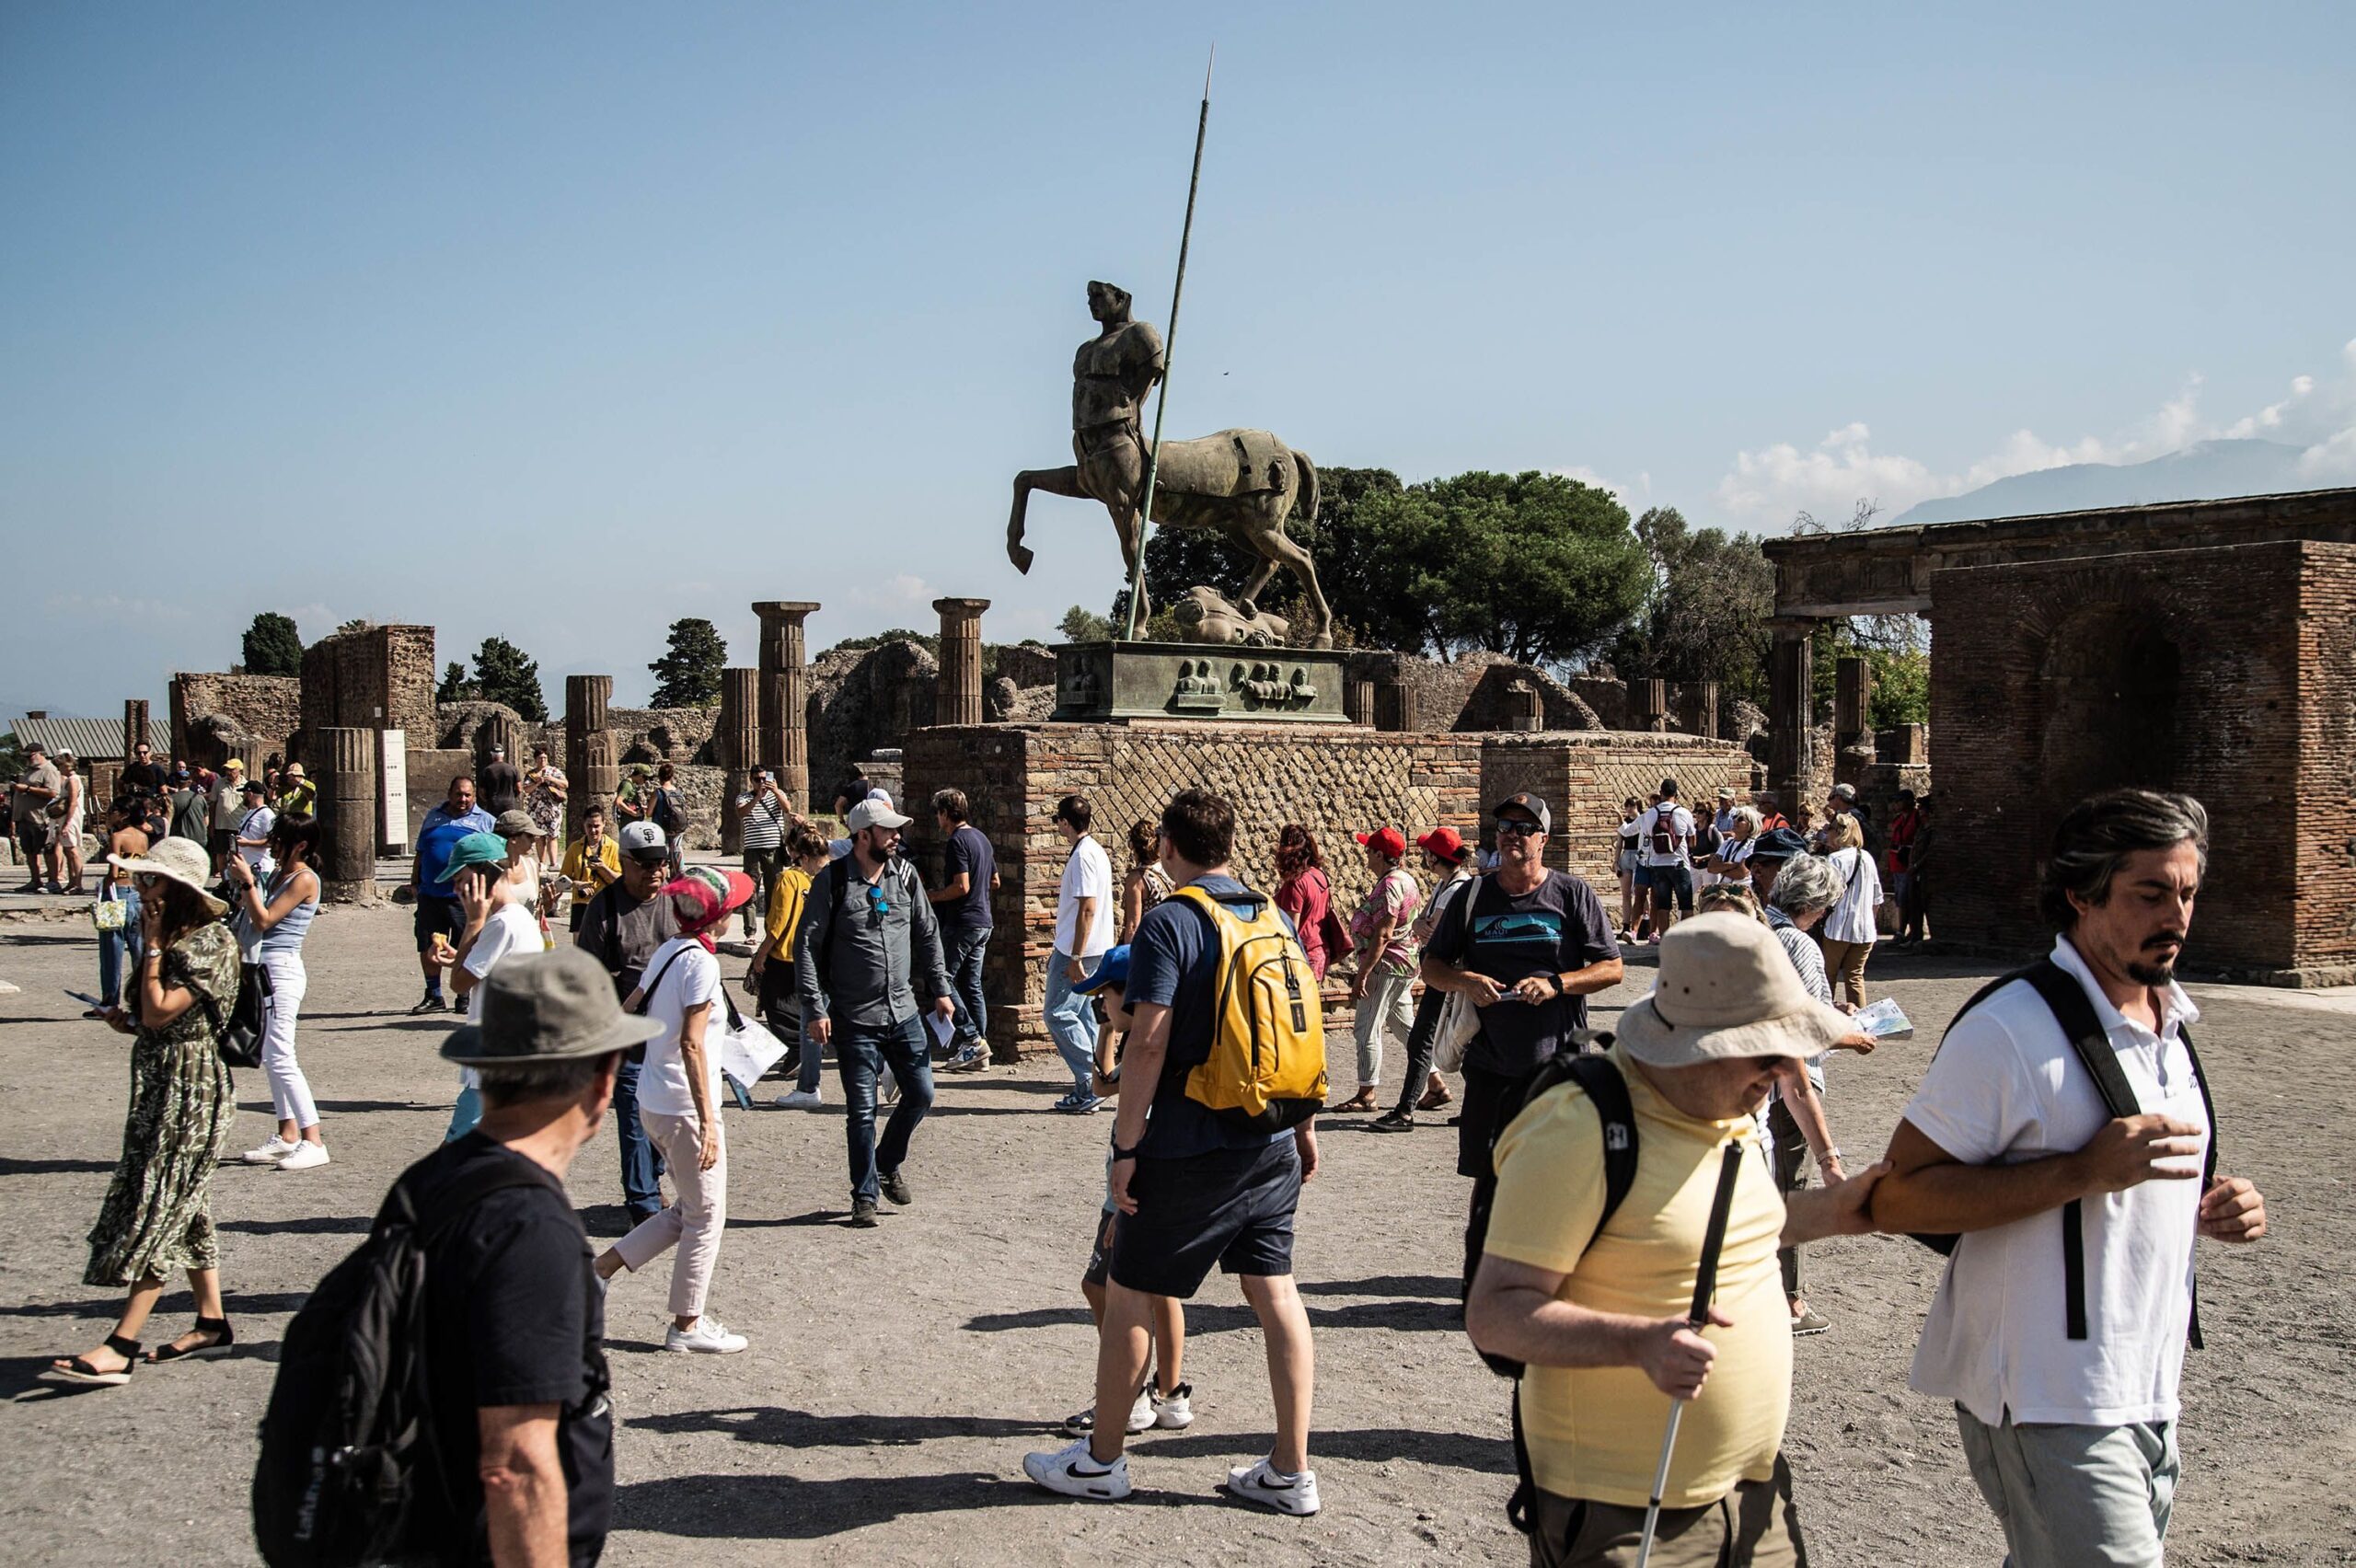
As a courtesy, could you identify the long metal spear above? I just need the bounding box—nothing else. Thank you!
[1634,1139,1746,1568]
[1119,47,1214,643]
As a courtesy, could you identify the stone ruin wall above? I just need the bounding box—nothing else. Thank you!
[902,721,1485,1058]
[1479,732,1761,890]
[168,673,302,770]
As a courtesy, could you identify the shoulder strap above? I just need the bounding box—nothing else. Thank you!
[2020,959,2141,1119]
[1559,1053,1639,1242]
[633,945,689,1017]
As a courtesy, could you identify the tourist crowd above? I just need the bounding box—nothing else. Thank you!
[29,750,2264,1568]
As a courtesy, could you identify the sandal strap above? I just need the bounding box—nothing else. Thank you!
[193,1315,231,1335]
[103,1332,142,1358]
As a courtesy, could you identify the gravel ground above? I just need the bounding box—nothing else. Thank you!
[0,894,2349,1566]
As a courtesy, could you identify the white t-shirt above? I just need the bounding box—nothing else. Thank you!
[237,804,278,878]
[1056,835,1115,958]
[1901,936,2209,1427]
[1822,846,1884,943]
[636,936,723,1118]
[1635,804,1693,868]
[465,904,544,1022]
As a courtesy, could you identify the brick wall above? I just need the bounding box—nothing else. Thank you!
[169,673,301,765]
[1479,732,1760,887]
[901,721,1483,1057]
[2292,543,2356,973]
[1930,542,2301,973]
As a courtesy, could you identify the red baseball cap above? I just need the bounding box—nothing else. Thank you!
[1355,825,1408,859]
[1415,826,1468,865]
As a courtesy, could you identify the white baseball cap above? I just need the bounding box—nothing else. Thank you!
[848,799,912,834]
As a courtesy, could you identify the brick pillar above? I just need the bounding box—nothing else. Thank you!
[1373,682,1417,733]
[1507,680,1542,732]
[564,675,616,838]
[317,727,377,903]
[933,597,990,727]
[753,601,819,808]
[717,667,759,850]
[123,699,149,767]
[1767,623,1815,809]
[477,716,518,783]
[1346,680,1375,727]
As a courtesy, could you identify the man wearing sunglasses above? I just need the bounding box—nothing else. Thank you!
[798,798,957,1228]
[1420,793,1623,1183]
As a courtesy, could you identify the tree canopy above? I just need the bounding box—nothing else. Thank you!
[434,661,478,703]
[648,617,727,708]
[469,638,547,721]
[241,612,304,677]
[1609,507,1778,701]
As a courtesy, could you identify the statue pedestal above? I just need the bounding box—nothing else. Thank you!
[1050,641,1353,725]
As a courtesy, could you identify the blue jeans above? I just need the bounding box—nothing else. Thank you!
[98,883,143,1008]
[796,1014,824,1094]
[1044,949,1099,1097]
[836,1014,935,1204]
[613,1055,665,1222]
[941,924,991,1050]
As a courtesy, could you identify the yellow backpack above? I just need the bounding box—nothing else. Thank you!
[1170,884,1329,1130]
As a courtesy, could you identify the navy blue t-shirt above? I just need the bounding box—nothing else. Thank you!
[941,824,996,931]
[1126,874,1296,1159]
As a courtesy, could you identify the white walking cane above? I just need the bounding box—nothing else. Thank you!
[1634,1139,1747,1568]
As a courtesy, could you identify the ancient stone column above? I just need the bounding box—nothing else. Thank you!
[1630,678,1668,732]
[932,598,991,728]
[564,674,616,838]
[717,667,759,850]
[1373,681,1417,733]
[123,698,150,765]
[1767,623,1816,810]
[1346,680,1376,727]
[478,715,519,779]
[1507,680,1542,732]
[1680,681,1721,741]
[1834,656,1872,749]
[753,601,819,807]
[316,727,377,903]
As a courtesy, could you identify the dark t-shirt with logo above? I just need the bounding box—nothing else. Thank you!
[1425,870,1620,1078]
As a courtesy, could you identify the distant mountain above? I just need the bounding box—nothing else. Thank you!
[1892,438,2316,526]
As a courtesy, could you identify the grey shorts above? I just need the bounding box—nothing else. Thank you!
[1955,1406,2177,1568]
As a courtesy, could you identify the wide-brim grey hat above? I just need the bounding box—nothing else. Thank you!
[108,837,228,918]
[440,947,664,1066]
[1616,910,1853,1068]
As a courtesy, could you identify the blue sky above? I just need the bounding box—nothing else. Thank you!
[5,2,2351,720]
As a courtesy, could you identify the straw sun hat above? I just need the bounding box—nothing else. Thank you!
[105,836,228,918]
[1615,911,1853,1067]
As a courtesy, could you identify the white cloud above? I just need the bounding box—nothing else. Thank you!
[1713,339,2356,525]
[1553,465,1654,504]
[841,573,938,616]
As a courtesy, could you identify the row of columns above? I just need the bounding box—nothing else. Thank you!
[1765,623,1876,806]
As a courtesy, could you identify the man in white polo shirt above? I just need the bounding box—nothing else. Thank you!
[1870,789,2266,1568]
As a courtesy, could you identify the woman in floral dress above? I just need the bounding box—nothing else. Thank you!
[45,836,240,1385]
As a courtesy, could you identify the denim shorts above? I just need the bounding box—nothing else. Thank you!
[1111,1137,1300,1299]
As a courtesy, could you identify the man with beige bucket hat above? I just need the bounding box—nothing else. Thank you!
[1465,911,1888,1566]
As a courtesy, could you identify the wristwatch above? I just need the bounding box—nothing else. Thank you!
[1112,1145,1141,1162]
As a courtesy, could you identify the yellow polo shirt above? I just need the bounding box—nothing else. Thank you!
[1483,1044,1789,1509]
[562,837,621,908]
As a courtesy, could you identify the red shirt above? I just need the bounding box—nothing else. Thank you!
[1276,865,1334,978]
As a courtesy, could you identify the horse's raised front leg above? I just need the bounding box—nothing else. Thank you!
[1009,466,1088,574]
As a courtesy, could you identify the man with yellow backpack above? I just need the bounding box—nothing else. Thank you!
[1023,788,1328,1516]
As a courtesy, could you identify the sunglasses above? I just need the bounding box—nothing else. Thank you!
[1494,818,1544,838]
[866,883,890,925]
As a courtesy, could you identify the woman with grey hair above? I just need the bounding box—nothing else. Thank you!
[1761,849,1869,1335]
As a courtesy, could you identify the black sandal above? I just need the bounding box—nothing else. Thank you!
[148,1315,234,1364]
[44,1332,142,1386]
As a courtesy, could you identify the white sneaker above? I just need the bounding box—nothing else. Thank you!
[1022,1436,1132,1501]
[772,1089,824,1109]
[240,1136,299,1165]
[1153,1381,1195,1429]
[1224,1457,1321,1516]
[1063,1387,1155,1437]
[274,1142,331,1171]
[664,1319,749,1355]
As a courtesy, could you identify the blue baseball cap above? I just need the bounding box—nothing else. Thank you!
[1075,945,1130,995]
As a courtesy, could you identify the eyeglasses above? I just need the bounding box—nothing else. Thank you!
[1494,818,1543,838]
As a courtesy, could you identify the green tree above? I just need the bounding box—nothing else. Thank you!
[435,661,479,703]
[1125,465,1404,641]
[241,612,304,676]
[648,617,727,708]
[1058,605,1111,642]
[470,638,547,721]
[1609,507,1778,702]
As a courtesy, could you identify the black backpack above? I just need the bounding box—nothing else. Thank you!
[1461,1040,1638,1535]
[1914,958,2218,1345]
[252,1159,551,1567]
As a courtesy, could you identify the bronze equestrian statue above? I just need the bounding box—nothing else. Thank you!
[1007,281,1334,648]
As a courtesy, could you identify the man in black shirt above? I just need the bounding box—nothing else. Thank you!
[481,744,525,816]
[116,739,168,801]
[411,946,659,1567]
[573,821,678,1223]
[927,788,999,1072]
[1421,791,1623,1179]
